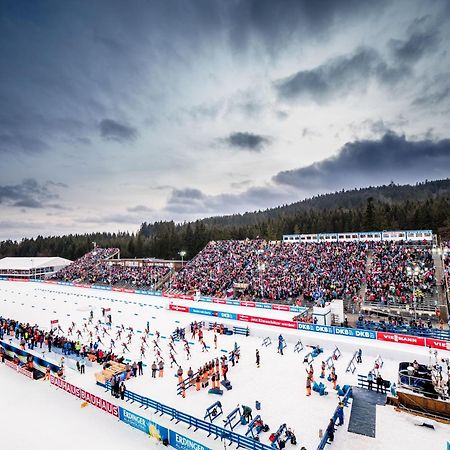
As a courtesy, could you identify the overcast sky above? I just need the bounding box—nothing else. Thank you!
[1,0,450,240]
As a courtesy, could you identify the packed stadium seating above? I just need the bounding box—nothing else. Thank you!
[53,241,442,310]
[172,239,368,301]
[55,248,119,281]
[54,248,170,289]
[365,243,436,308]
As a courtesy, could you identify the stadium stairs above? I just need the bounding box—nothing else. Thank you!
[432,251,449,321]
[348,386,386,438]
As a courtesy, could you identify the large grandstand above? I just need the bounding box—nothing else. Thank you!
[51,229,449,324]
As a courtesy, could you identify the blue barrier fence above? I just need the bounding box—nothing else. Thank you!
[100,381,272,450]
[316,387,352,450]
[355,320,450,341]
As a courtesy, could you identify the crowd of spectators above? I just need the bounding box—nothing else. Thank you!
[357,315,440,330]
[56,248,119,281]
[54,248,170,290]
[172,239,368,302]
[365,243,436,306]
[0,316,113,365]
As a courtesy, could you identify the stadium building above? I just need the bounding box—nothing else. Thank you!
[0,256,72,280]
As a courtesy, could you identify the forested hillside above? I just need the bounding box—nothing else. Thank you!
[1,179,450,261]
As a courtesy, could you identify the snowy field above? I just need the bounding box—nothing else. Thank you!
[1,281,449,450]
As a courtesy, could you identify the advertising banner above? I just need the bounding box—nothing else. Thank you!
[425,338,450,350]
[17,365,34,379]
[169,304,189,313]
[5,359,18,370]
[256,302,272,309]
[189,307,213,317]
[0,340,60,373]
[271,304,290,311]
[376,332,425,347]
[217,311,237,320]
[238,314,297,329]
[50,375,118,417]
[226,300,241,306]
[240,301,256,308]
[119,407,169,443]
[168,430,211,450]
[297,323,334,334]
[212,298,226,304]
[334,327,376,340]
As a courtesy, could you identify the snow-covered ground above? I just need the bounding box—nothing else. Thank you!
[1,281,449,450]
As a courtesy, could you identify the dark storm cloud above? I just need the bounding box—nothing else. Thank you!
[225,0,382,54]
[274,132,450,190]
[388,16,439,63]
[0,0,383,155]
[0,179,64,209]
[275,47,410,103]
[222,132,271,152]
[274,11,449,105]
[99,119,138,143]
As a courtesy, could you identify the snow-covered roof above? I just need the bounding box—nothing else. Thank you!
[0,256,72,271]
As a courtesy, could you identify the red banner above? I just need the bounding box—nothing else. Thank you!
[18,366,34,379]
[237,314,297,329]
[163,292,194,301]
[5,360,18,370]
[376,331,425,347]
[50,375,118,417]
[271,304,290,311]
[4,360,34,379]
[240,301,256,308]
[213,298,226,304]
[169,304,189,313]
[425,338,450,350]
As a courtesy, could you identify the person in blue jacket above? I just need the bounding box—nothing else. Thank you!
[336,402,344,426]
[277,335,285,355]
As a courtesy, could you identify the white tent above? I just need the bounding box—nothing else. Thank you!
[0,256,72,278]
